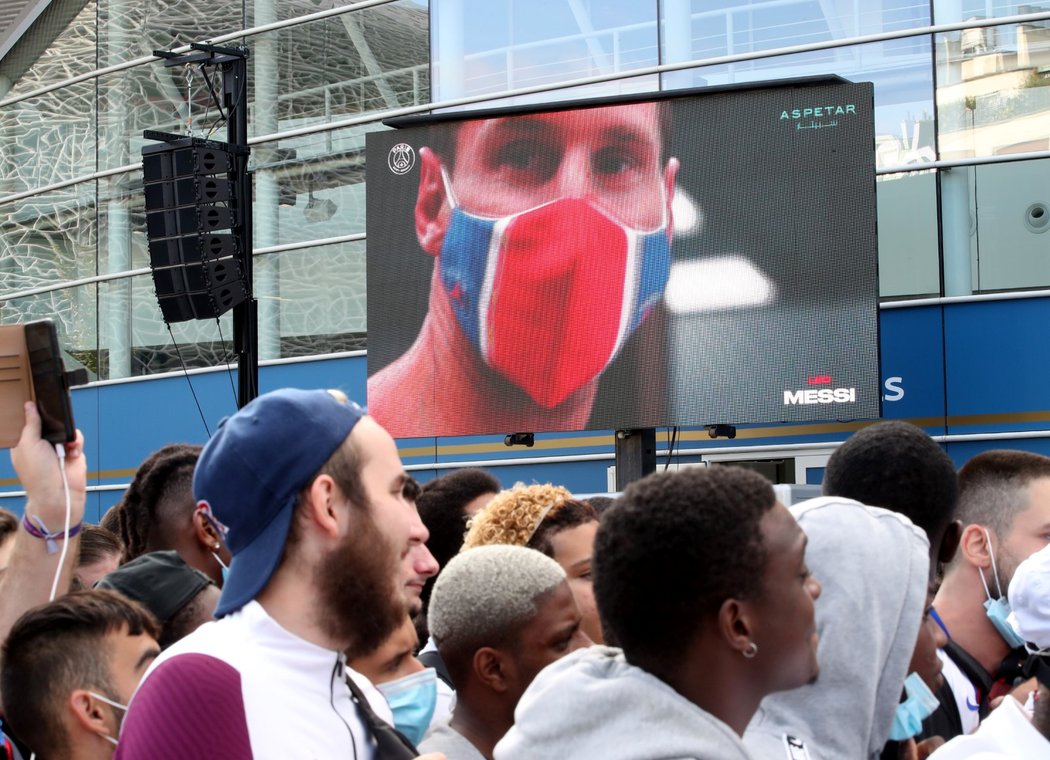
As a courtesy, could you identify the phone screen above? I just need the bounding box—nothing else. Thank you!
[24,321,76,444]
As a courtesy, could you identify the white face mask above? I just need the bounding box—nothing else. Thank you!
[1007,542,1050,652]
[87,690,126,746]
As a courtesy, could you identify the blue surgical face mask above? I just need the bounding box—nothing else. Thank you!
[888,672,940,740]
[376,667,437,746]
[985,596,1026,649]
[979,529,1027,649]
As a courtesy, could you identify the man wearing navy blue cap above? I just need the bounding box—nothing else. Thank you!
[114,389,439,759]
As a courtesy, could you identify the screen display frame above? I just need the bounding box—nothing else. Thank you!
[366,76,881,439]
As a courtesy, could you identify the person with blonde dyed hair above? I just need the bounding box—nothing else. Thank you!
[420,545,588,759]
[462,483,603,643]
[462,483,569,549]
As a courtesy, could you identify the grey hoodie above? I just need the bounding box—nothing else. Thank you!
[495,646,755,760]
[744,497,930,760]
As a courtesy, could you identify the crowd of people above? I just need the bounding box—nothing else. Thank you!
[0,390,1049,759]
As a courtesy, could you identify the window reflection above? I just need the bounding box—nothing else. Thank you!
[432,0,659,103]
[936,21,1050,160]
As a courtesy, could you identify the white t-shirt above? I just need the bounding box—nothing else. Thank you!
[938,649,982,735]
[117,600,392,759]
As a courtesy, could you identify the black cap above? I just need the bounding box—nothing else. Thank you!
[97,550,213,623]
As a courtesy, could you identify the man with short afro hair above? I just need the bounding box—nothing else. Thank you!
[823,420,960,577]
[497,466,823,760]
[417,468,500,569]
[594,467,771,671]
[421,545,588,759]
[415,468,499,636]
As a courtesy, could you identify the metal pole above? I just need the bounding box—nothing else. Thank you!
[224,52,258,407]
[614,427,657,491]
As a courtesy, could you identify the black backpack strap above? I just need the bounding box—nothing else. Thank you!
[418,649,455,690]
[942,639,995,717]
[345,672,419,759]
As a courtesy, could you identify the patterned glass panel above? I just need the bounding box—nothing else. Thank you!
[0,283,99,380]
[97,171,146,271]
[97,272,236,377]
[248,0,429,141]
[256,241,366,359]
[97,0,245,67]
[96,59,211,173]
[252,122,384,248]
[0,182,97,292]
[2,0,98,98]
[0,80,97,194]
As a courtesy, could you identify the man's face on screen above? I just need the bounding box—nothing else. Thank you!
[416,102,678,410]
[448,104,670,230]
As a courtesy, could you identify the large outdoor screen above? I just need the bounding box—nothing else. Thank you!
[366,77,880,439]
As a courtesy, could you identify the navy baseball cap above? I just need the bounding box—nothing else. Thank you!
[194,388,365,617]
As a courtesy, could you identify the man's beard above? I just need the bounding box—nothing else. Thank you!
[317,507,406,657]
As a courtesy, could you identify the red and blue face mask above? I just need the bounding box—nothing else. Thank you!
[439,172,671,409]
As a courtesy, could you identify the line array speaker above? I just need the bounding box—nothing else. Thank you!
[142,136,249,323]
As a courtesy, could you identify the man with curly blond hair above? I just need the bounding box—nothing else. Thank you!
[463,483,603,643]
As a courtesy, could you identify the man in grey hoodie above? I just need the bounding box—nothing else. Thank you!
[745,420,959,759]
[495,465,822,760]
[743,498,931,759]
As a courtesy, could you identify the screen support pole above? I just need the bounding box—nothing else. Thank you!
[614,427,656,491]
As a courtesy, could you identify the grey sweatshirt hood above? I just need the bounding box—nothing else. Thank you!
[495,646,755,760]
[744,497,930,760]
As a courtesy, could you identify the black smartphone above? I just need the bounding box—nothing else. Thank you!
[24,321,77,444]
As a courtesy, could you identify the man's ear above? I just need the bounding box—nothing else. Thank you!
[416,147,450,257]
[717,597,754,657]
[301,474,343,540]
[68,689,111,736]
[959,523,994,569]
[473,646,512,694]
[663,156,679,237]
[938,520,963,566]
[192,508,221,551]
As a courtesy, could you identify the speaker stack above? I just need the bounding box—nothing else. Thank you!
[141,136,249,323]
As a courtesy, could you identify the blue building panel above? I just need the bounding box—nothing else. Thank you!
[878,304,946,427]
[943,298,1050,433]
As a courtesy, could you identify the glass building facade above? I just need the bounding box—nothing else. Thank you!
[1,0,1049,504]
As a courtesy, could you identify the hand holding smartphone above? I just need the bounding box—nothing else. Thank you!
[0,320,86,447]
